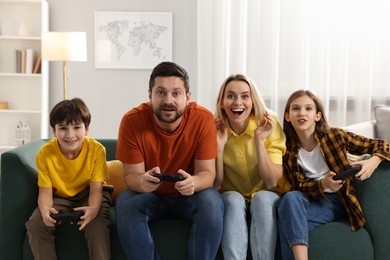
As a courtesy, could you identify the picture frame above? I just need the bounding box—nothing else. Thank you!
[94,11,172,69]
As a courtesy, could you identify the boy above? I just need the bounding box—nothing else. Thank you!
[26,98,111,260]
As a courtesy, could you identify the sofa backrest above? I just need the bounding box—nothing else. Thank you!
[374,105,390,142]
[343,121,376,138]
[95,139,117,160]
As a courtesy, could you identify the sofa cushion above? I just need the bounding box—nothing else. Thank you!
[106,160,126,202]
[374,105,390,141]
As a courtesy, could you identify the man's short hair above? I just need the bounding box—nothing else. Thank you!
[149,61,190,93]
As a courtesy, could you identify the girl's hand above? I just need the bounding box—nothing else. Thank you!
[215,118,228,149]
[321,172,344,191]
[254,112,274,140]
[352,155,382,181]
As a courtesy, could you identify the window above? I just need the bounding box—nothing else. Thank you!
[197,0,390,126]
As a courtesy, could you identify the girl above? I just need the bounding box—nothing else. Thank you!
[278,89,390,260]
[214,74,287,260]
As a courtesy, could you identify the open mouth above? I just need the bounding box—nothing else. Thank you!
[231,108,245,115]
[161,106,177,112]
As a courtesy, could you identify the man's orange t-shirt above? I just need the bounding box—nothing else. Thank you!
[116,101,217,197]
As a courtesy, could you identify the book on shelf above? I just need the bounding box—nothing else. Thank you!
[25,49,34,74]
[21,50,26,73]
[32,54,41,74]
[16,50,22,73]
[15,49,41,74]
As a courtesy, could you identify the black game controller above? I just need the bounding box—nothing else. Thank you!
[333,165,362,181]
[103,185,114,196]
[50,210,84,225]
[152,173,185,182]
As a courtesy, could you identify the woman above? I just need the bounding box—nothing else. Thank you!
[214,74,287,260]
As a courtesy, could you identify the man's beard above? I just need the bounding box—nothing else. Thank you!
[153,105,185,124]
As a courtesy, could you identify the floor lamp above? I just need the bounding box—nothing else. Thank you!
[41,32,87,100]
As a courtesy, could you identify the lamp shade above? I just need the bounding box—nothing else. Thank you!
[42,32,87,61]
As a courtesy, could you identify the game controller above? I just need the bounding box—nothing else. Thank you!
[103,185,114,196]
[50,210,84,225]
[152,173,185,182]
[332,165,362,181]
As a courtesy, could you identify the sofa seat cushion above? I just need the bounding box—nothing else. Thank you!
[308,220,374,260]
[374,105,390,141]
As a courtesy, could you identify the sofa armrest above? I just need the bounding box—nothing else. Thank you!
[355,160,390,260]
[0,139,46,260]
[343,120,377,138]
[0,139,117,259]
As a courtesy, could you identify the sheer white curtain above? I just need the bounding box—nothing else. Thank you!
[197,0,390,126]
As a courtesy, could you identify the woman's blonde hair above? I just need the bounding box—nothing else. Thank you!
[214,74,268,126]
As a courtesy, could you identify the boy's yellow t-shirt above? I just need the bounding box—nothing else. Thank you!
[36,136,108,198]
[220,115,286,201]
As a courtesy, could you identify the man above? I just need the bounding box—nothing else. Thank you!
[115,61,224,260]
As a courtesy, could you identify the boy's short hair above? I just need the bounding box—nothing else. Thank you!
[49,98,91,128]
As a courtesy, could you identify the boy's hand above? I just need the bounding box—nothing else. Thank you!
[43,207,58,227]
[73,206,98,230]
[38,187,57,226]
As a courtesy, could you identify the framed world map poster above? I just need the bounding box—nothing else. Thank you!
[94,12,172,69]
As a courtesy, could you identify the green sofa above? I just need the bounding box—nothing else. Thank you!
[1,139,390,260]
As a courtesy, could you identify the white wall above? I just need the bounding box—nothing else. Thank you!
[46,0,198,139]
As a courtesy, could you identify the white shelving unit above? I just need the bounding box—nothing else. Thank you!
[0,0,49,155]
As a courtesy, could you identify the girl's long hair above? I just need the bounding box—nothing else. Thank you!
[283,89,329,145]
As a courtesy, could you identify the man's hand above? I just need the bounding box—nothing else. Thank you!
[140,167,162,192]
[174,170,195,196]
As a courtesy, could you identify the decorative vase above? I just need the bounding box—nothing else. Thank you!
[18,20,30,36]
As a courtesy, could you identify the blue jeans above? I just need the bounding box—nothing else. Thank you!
[277,191,346,260]
[221,190,280,260]
[115,188,224,260]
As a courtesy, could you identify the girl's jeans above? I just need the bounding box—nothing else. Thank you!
[277,191,346,260]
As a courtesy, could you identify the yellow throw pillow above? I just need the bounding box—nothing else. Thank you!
[106,160,127,202]
[273,174,291,195]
